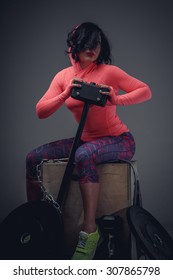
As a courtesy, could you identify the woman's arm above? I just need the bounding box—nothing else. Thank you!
[103,66,152,106]
[115,67,152,106]
[36,71,72,119]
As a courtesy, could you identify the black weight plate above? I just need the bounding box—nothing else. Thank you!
[127,206,173,260]
[0,201,64,259]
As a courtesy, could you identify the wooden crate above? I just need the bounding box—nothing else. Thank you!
[41,160,135,258]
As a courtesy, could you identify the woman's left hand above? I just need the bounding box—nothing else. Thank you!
[98,84,117,105]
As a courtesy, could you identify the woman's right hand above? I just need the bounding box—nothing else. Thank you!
[63,78,83,99]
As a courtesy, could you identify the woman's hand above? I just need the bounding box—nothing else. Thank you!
[71,78,84,86]
[98,84,117,105]
[63,78,83,99]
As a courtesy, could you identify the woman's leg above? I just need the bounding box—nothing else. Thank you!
[79,182,99,233]
[26,138,74,201]
[71,132,135,259]
[76,132,135,231]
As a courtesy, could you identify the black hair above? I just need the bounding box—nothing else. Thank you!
[66,22,112,64]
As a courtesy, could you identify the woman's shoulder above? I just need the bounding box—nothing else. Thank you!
[57,65,73,74]
[99,63,123,72]
[53,65,74,80]
[98,64,126,78]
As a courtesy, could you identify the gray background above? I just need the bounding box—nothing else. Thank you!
[1,0,173,236]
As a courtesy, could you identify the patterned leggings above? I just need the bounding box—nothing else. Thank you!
[26,132,135,184]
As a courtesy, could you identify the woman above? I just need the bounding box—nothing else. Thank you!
[26,22,152,260]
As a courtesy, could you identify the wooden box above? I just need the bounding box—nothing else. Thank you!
[41,160,135,257]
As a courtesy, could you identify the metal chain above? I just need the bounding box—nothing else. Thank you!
[36,159,62,213]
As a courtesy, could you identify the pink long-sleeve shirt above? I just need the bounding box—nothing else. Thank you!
[36,59,152,142]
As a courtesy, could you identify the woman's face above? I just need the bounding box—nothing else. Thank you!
[77,44,101,68]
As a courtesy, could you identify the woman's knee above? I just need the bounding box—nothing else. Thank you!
[26,149,38,166]
[75,146,91,164]
[26,150,40,179]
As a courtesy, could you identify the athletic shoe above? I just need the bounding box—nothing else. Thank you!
[71,228,100,260]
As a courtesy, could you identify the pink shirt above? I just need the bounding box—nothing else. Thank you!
[36,59,152,141]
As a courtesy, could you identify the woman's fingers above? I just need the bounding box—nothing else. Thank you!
[71,78,83,87]
[98,84,111,95]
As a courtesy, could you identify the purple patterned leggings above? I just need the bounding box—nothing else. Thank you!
[26,132,135,184]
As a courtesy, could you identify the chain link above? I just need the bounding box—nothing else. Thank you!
[36,159,62,213]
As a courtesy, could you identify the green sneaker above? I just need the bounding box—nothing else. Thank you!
[71,228,100,260]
